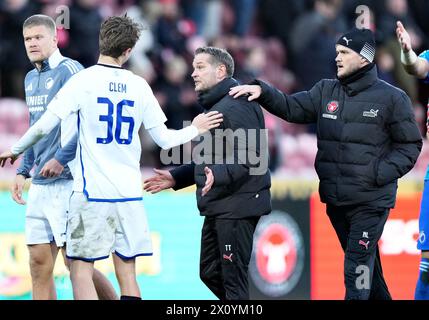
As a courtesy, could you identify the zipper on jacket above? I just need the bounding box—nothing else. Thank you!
[336,87,347,203]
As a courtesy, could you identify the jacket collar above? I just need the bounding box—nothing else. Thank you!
[339,63,378,96]
[37,49,64,72]
[197,78,239,110]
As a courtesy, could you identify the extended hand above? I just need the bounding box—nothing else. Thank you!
[40,158,65,178]
[396,21,412,52]
[201,166,214,197]
[229,85,262,101]
[143,168,176,194]
[192,111,223,134]
[0,150,18,167]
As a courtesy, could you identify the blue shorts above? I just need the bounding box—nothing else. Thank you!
[418,180,429,250]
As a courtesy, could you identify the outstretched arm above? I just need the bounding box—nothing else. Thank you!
[229,84,262,102]
[143,169,177,194]
[143,164,196,193]
[147,111,223,150]
[229,80,321,124]
[0,110,60,166]
[397,21,429,79]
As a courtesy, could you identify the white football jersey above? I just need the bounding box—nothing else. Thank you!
[48,64,167,201]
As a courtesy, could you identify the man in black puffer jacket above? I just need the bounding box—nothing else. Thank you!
[144,47,271,300]
[230,28,423,300]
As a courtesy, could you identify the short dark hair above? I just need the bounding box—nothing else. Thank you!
[195,46,235,77]
[99,16,142,58]
[23,14,56,35]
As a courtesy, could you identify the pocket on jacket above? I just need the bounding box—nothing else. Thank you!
[356,160,378,187]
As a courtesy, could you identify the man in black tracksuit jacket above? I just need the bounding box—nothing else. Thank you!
[230,28,423,299]
[144,47,271,300]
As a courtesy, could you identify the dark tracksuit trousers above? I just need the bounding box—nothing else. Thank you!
[326,204,392,300]
[199,216,260,300]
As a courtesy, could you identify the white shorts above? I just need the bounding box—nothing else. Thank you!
[66,192,153,261]
[25,179,73,247]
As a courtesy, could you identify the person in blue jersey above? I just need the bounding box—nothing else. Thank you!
[13,14,117,300]
[396,20,429,300]
[0,15,222,300]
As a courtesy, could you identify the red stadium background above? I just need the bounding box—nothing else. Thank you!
[311,192,421,300]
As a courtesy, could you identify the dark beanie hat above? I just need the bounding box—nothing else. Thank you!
[336,28,376,63]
